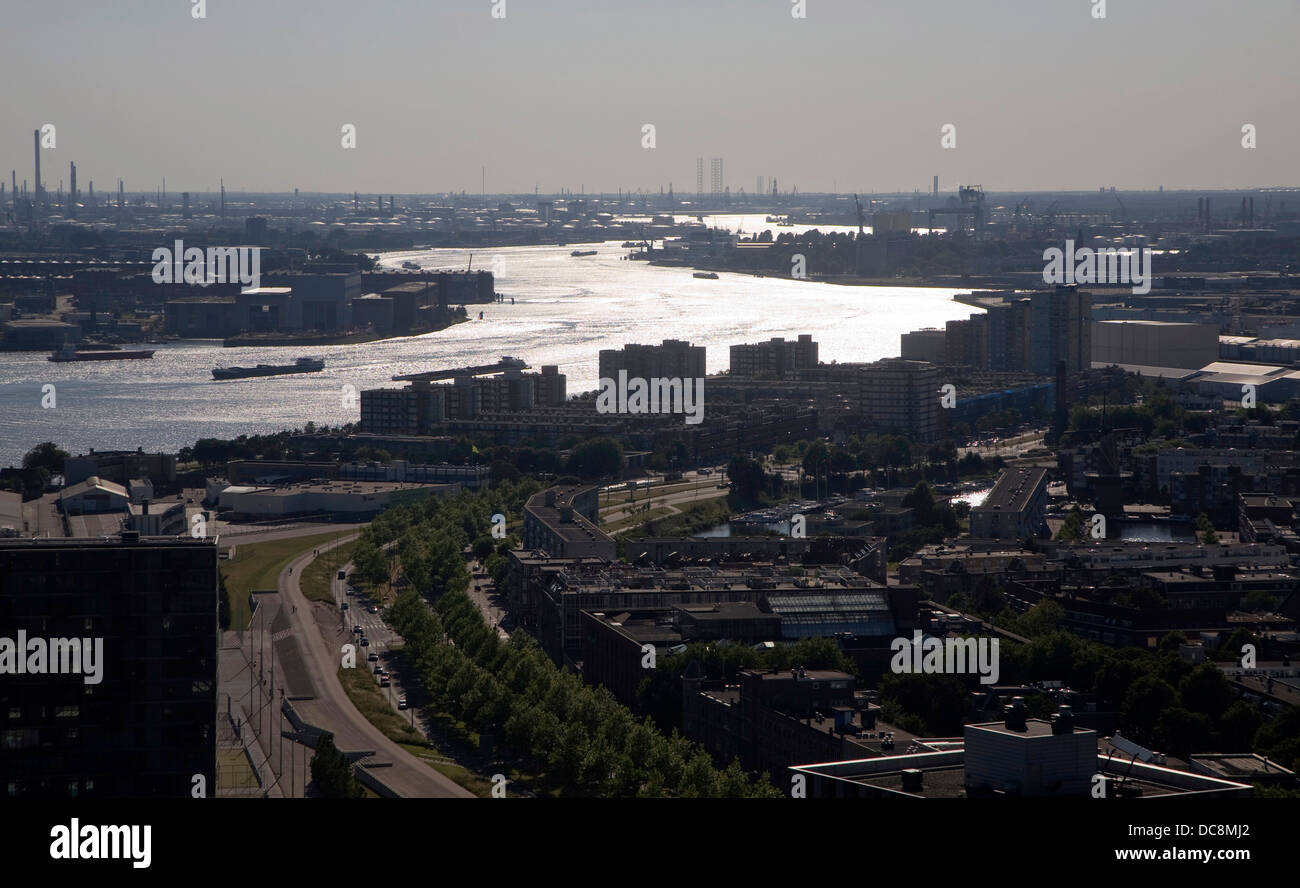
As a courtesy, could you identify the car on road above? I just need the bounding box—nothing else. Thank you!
[374,664,384,674]
[337,570,346,580]
[340,602,349,611]
[367,652,378,662]
[352,625,363,634]
[397,698,408,710]
[380,677,391,687]
[368,605,379,614]
[360,637,369,646]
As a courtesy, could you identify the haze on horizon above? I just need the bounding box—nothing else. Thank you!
[4,0,1297,196]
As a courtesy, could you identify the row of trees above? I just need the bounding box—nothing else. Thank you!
[357,483,783,796]
[387,588,782,797]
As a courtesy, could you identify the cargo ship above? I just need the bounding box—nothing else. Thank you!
[212,356,325,380]
[693,271,719,279]
[570,249,597,257]
[48,342,155,362]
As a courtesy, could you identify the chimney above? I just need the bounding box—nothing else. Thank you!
[1050,704,1074,735]
[1003,696,1027,732]
[32,130,41,219]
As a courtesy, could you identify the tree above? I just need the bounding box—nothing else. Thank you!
[22,442,69,475]
[1178,662,1233,720]
[1196,512,1218,545]
[1121,675,1178,745]
[566,438,624,478]
[309,732,363,798]
[726,454,766,502]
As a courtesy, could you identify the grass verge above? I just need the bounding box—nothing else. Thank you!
[336,664,495,798]
[301,538,359,604]
[221,530,348,629]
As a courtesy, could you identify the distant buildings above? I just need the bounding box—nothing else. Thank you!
[163,269,493,339]
[598,339,706,382]
[361,361,567,435]
[901,285,1092,376]
[1092,319,1220,369]
[522,485,614,561]
[215,478,455,521]
[0,535,218,797]
[970,467,1049,540]
[860,358,941,443]
[729,334,818,378]
[65,449,177,489]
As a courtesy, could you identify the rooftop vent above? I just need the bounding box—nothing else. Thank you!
[1050,704,1075,735]
[1003,696,1028,732]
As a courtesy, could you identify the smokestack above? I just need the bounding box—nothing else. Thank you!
[32,129,41,220]
[69,162,76,220]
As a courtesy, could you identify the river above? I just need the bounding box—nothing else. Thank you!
[0,238,978,466]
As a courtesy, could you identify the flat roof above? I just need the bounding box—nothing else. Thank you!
[968,719,1092,739]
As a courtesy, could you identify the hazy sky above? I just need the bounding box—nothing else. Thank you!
[4,0,1297,195]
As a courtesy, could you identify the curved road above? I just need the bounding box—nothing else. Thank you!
[277,536,474,798]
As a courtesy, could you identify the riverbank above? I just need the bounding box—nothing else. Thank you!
[223,309,469,347]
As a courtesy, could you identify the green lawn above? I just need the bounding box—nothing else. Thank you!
[601,506,675,534]
[301,537,358,604]
[221,530,351,629]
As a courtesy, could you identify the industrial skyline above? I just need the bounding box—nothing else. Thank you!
[3,0,1296,195]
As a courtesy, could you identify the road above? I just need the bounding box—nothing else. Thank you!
[600,482,729,528]
[957,428,1048,459]
[277,536,474,797]
[466,560,509,639]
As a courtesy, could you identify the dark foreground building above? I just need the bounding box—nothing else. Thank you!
[0,533,218,797]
